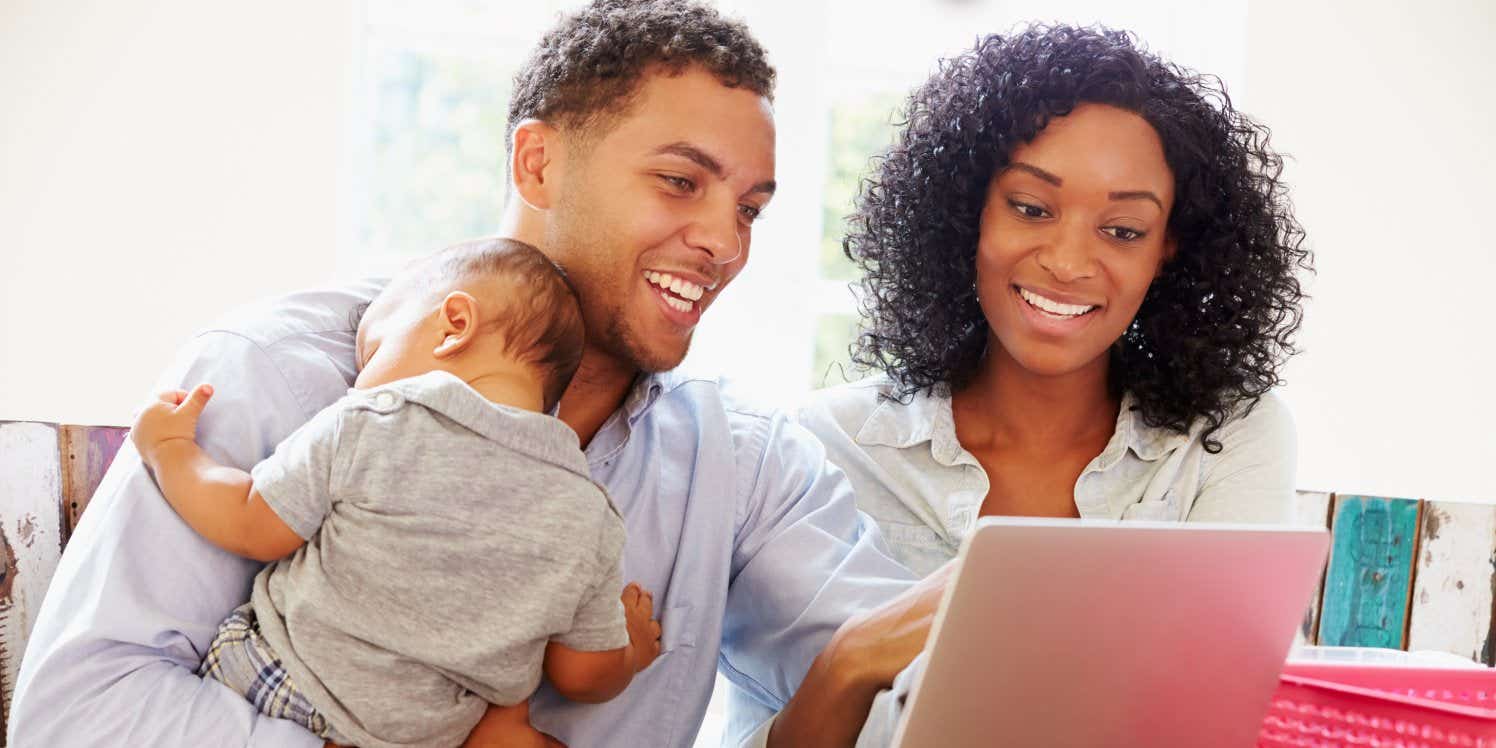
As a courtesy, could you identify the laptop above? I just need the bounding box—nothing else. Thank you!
[892,517,1330,748]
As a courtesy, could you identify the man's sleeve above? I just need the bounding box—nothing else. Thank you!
[8,332,330,747]
[717,412,917,745]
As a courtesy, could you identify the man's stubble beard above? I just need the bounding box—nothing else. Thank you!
[547,208,691,376]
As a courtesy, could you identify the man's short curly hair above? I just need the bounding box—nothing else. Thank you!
[506,0,775,151]
[845,25,1311,452]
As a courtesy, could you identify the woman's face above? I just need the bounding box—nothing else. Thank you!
[976,103,1176,380]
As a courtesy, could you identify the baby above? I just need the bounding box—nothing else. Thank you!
[131,238,659,747]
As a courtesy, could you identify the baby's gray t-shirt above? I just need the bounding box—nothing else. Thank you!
[246,370,627,748]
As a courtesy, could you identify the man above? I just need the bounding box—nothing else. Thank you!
[9,2,941,746]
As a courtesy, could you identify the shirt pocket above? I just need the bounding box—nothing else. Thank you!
[877,519,948,550]
[1120,499,1176,521]
[660,604,697,653]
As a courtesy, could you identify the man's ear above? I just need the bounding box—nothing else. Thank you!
[433,291,480,359]
[509,119,561,212]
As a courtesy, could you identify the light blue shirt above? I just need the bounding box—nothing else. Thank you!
[9,280,916,748]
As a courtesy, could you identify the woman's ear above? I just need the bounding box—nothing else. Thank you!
[433,291,480,359]
[1160,234,1179,268]
[509,119,561,212]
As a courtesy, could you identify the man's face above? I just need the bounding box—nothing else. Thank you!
[543,66,777,373]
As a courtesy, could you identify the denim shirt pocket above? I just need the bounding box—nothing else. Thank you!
[660,603,697,652]
[1120,499,1175,521]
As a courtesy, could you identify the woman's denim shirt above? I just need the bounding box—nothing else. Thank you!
[796,376,1298,577]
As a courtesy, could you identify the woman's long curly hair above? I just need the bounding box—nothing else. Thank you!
[845,24,1310,451]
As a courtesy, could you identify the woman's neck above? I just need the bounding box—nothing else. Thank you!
[951,342,1119,454]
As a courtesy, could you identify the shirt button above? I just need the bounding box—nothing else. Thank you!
[374,391,397,409]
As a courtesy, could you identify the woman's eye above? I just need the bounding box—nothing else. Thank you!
[1009,200,1048,219]
[660,175,696,193]
[1102,226,1145,241]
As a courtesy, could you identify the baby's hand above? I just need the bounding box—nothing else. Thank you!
[130,384,214,467]
[622,582,662,673]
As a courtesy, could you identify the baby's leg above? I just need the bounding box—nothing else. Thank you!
[199,604,352,744]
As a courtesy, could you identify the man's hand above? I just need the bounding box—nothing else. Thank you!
[131,384,214,468]
[622,582,662,673]
[462,701,566,748]
[767,559,957,747]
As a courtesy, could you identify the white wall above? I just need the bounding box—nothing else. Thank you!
[0,0,355,426]
[1247,0,1496,503]
[2,0,1493,504]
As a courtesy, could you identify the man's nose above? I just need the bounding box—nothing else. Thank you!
[683,199,743,265]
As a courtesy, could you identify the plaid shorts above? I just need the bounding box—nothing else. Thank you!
[199,604,352,745]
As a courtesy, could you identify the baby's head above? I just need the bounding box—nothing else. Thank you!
[354,238,585,413]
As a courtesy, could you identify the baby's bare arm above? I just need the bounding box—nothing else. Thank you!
[133,385,305,562]
[543,583,662,703]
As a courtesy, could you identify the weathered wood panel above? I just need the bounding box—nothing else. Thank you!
[1318,495,1422,649]
[58,425,129,545]
[1406,500,1496,665]
[1292,491,1334,643]
[0,422,65,740]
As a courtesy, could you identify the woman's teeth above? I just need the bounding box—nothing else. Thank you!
[1019,287,1098,318]
[645,271,705,301]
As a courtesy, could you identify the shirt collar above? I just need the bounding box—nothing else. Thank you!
[379,370,592,479]
[853,383,971,468]
[854,383,1190,468]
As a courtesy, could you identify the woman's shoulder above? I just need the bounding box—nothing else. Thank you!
[1210,390,1297,452]
[795,374,903,441]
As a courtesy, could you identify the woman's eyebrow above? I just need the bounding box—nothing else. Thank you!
[1109,190,1164,210]
[1006,161,1063,186]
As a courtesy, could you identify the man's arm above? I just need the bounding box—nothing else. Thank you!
[133,385,307,563]
[717,412,937,747]
[7,328,348,747]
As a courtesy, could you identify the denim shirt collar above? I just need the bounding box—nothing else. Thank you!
[854,383,1190,467]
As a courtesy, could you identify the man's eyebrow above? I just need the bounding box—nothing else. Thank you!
[654,142,776,197]
[654,142,724,178]
[1109,190,1165,211]
[747,179,776,197]
[1005,161,1063,186]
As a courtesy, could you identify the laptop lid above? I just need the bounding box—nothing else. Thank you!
[893,517,1329,748]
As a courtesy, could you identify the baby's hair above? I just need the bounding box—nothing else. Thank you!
[372,238,586,412]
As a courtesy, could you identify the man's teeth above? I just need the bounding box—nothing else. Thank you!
[645,271,705,301]
[1019,288,1097,317]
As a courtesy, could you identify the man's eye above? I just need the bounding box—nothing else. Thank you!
[660,175,695,193]
[1009,200,1048,219]
[1102,226,1145,241]
[738,204,762,223]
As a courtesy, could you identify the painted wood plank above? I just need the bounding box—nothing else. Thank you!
[1317,495,1422,649]
[1406,500,1496,665]
[0,421,65,740]
[58,425,129,546]
[1292,491,1334,644]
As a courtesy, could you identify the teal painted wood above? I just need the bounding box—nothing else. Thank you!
[1318,495,1422,649]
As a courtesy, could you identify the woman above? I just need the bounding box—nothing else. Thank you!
[801,24,1311,578]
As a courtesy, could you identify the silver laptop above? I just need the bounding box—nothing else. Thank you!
[893,517,1329,748]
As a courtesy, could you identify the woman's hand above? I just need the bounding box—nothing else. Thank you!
[462,701,566,748]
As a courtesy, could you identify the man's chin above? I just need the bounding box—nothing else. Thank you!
[605,321,692,374]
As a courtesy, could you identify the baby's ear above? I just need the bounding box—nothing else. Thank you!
[433,291,479,358]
